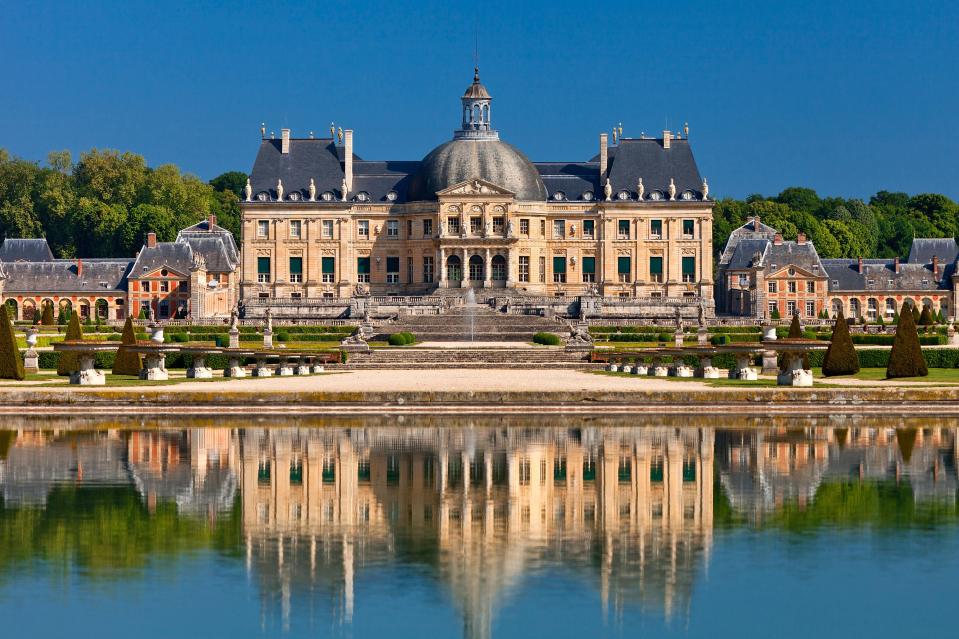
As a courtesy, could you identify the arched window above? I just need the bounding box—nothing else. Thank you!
[446,255,462,282]
[58,299,72,311]
[831,298,843,318]
[96,299,110,320]
[4,299,17,321]
[922,297,933,311]
[22,299,35,322]
[482,104,489,124]
[849,298,861,318]
[867,298,878,320]
[885,298,897,318]
[468,255,484,281]
[491,255,506,281]
[79,300,91,319]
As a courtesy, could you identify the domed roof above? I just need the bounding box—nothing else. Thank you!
[407,138,548,202]
[462,67,490,99]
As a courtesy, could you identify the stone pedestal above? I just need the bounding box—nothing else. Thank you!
[653,365,669,377]
[608,363,619,372]
[672,365,694,377]
[312,364,325,374]
[139,353,169,381]
[621,364,632,374]
[70,353,105,385]
[253,357,273,377]
[224,356,246,378]
[633,365,648,375]
[187,355,213,379]
[674,330,684,347]
[263,329,273,349]
[762,324,778,341]
[761,350,779,374]
[229,327,240,349]
[24,348,39,374]
[700,366,722,379]
[697,326,709,346]
[777,354,813,386]
[295,359,310,375]
[731,354,757,380]
[275,356,294,376]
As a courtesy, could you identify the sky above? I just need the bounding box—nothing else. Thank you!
[1,0,957,201]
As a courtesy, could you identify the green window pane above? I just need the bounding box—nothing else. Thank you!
[683,219,695,235]
[583,220,594,233]
[288,257,302,274]
[651,219,662,234]
[257,257,270,274]
[682,256,696,274]
[581,256,595,274]
[321,256,335,274]
[357,257,371,274]
[617,256,631,274]
[553,256,566,274]
[649,256,663,274]
[386,256,400,272]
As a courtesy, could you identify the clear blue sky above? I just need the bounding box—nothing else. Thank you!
[2,0,956,200]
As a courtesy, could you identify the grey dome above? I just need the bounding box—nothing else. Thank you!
[407,139,548,202]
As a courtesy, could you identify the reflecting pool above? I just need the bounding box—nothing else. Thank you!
[1,413,957,638]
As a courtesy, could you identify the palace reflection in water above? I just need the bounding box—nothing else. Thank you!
[1,415,957,638]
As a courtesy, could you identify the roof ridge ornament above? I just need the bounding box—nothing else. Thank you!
[244,178,252,202]
[702,178,709,201]
[604,179,613,201]
[276,179,283,202]
[637,177,644,200]
[308,178,316,202]
[668,178,676,201]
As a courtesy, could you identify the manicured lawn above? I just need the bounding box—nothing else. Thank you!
[814,367,959,383]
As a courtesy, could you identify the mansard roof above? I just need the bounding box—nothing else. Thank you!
[725,238,774,270]
[907,238,959,265]
[0,238,55,262]
[176,220,239,268]
[130,243,194,279]
[597,138,705,202]
[1,259,131,294]
[822,259,952,292]
[763,241,827,276]
[719,217,779,265]
[249,138,354,202]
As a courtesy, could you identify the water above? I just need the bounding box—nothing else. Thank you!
[0,413,957,638]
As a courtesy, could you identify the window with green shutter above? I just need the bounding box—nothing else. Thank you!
[582,256,595,273]
[553,256,566,283]
[288,257,303,283]
[257,256,270,283]
[357,256,371,283]
[618,256,631,282]
[682,256,696,282]
[321,256,335,283]
[649,256,663,282]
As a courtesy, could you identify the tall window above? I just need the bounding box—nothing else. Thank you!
[582,256,595,283]
[289,220,302,239]
[682,219,695,238]
[407,256,414,284]
[423,256,434,283]
[257,257,271,283]
[357,257,370,283]
[617,220,630,239]
[422,219,433,236]
[768,281,778,293]
[807,281,816,293]
[321,257,335,283]
[807,301,816,318]
[520,219,529,235]
[553,220,565,239]
[322,219,333,238]
[491,255,506,280]
[618,256,631,283]
[470,217,482,235]
[650,219,663,238]
[649,256,663,283]
[387,220,399,237]
[386,257,400,284]
[447,217,460,235]
[358,220,370,239]
[289,257,303,283]
[583,219,595,239]
[407,220,413,238]
[786,300,797,316]
[682,256,696,283]
[257,220,269,239]
[519,256,530,282]
[492,217,504,235]
[553,256,567,283]
[769,301,779,316]
[468,255,484,281]
[788,281,797,293]
[539,256,546,283]
[540,220,546,236]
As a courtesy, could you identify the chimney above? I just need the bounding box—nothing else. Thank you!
[344,129,354,193]
[773,233,783,245]
[281,128,291,154]
[894,256,900,273]
[147,232,157,248]
[599,133,608,181]
[753,215,761,231]
[933,255,940,278]
[76,259,83,278]
[663,130,672,149]
[858,257,863,273]
[797,232,806,245]
[208,214,217,229]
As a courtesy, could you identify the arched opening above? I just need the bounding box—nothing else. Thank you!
[491,255,506,281]
[831,298,843,318]
[468,255,484,281]
[22,299,36,323]
[922,297,933,311]
[866,298,878,321]
[482,104,489,124]
[4,299,17,321]
[79,299,91,320]
[446,255,462,282]
[849,298,861,319]
[58,299,72,311]
[95,299,109,320]
[885,298,897,319]
[472,104,480,128]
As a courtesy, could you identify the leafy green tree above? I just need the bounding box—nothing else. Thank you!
[57,311,83,376]
[209,171,248,198]
[822,310,859,376]
[775,187,821,213]
[886,307,927,378]
[0,304,24,380]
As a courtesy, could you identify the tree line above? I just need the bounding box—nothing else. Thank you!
[0,148,246,258]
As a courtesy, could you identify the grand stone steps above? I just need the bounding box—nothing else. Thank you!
[381,306,569,342]
[338,347,596,369]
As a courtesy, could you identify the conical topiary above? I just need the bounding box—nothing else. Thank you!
[113,316,142,376]
[0,305,25,380]
[788,314,802,338]
[41,303,54,326]
[57,311,83,376]
[886,303,927,378]
[822,310,859,376]
[911,304,920,323]
[918,306,933,326]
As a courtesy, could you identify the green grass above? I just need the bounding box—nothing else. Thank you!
[813,367,959,383]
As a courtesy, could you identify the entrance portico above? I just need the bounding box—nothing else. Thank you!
[439,242,513,289]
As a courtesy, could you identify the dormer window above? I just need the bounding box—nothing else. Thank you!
[355,191,370,202]
[321,191,334,201]
[867,279,874,285]
[288,191,301,201]
[552,191,566,201]
[582,191,594,201]
[680,190,694,200]
[648,190,663,201]
[256,192,270,202]
[386,190,398,201]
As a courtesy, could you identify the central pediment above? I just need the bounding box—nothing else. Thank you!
[436,178,515,198]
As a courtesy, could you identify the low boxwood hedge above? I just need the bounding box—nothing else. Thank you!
[388,332,416,346]
[532,332,561,346]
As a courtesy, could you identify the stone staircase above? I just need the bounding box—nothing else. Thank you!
[340,346,597,369]
[377,305,569,342]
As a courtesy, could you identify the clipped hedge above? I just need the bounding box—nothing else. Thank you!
[532,332,562,346]
[388,332,416,346]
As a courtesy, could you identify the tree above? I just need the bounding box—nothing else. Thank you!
[912,304,921,323]
[40,302,54,326]
[57,311,83,376]
[822,310,859,376]
[32,308,40,325]
[209,171,248,198]
[788,314,802,338]
[112,316,142,376]
[771,308,781,320]
[918,306,933,326]
[886,305,927,378]
[0,304,24,380]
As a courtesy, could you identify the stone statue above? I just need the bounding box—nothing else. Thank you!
[276,179,284,202]
[341,178,349,202]
[308,178,316,202]
[244,178,252,202]
[265,308,273,333]
[603,178,613,201]
[698,298,707,327]
[484,220,492,236]
[637,177,644,200]
[506,220,515,238]
[363,307,371,323]
[148,307,156,323]
[230,308,239,331]
[675,306,683,330]
[702,178,709,200]
[668,178,676,201]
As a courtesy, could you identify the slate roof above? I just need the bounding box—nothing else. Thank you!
[177,220,240,263]
[725,238,773,270]
[352,160,419,203]
[535,162,600,201]
[822,259,950,292]
[719,218,779,265]
[130,243,194,278]
[1,259,131,294]
[907,238,959,265]
[248,138,352,202]
[593,138,705,201]
[0,238,55,262]
[764,241,827,276]
[179,237,234,273]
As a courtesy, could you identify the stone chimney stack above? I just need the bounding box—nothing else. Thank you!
[933,255,940,278]
[281,128,291,154]
[753,216,761,231]
[797,232,807,245]
[76,259,83,278]
[894,256,900,273]
[147,232,157,248]
[858,257,864,273]
[773,233,783,245]
[599,133,608,181]
[208,214,217,229]
[663,130,672,149]
[344,129,354,193]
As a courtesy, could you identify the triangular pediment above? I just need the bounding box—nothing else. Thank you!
[768,264,822,279]
[138,266,189,280]
[437,178,515,198]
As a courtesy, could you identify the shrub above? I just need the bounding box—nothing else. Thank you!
[276,331,291,343]
[171,332,190,343]
[41,304,54,326]
[887,306,927,378]
[771,309,781,320]
[657,332,672,342]
[0,305,25,380]
[113,317,142,376]
[388,332,416,346]
[106,333,122,341]
[822,311,859,376]
[532,332,561,346]
[918,306,934,326]
[57,312,83,376]
[711,334,730,346]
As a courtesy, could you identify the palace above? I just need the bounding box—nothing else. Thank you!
[240,69,714,319]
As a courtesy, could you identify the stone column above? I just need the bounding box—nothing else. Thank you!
[505,248,514,287]
[439,247,447,287]
[483,247,492,288]
[461,247,469,288]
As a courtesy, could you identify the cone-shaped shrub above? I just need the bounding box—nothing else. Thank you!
[918,306,933,326]
[780,314,809,370]
[0,305,25,380]
[886,305,927,378]
[57,312,83,376]
[788,314,802,338]
[911,304,920,323]
[113,316,142,376]
[822,310,859,376]
[41,303,54,326]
